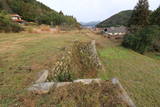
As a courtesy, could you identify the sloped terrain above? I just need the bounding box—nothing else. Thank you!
[0,30,108,106]
[0,30,160,106]
[0,0,78,25]
[97,10,132,27]
[99,46,160,106]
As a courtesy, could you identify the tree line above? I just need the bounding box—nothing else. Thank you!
[122,0,160,54]
[6,0,78,26]
[0,0,79,32]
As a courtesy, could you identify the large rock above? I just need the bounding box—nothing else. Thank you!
[74,79,101,84]
[28,79,102,94]
[55,82,72,88]
[112,78,136,107]
[27,82,72,94]
[27,82,55,94]
[35,70,49,83]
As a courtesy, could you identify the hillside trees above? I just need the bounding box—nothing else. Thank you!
[0,11,23,32]
[5,0,78,26]
[96,10,133,27]
[128,0,150,28]
[123,0,160,54]
[150,6,160,26]
[123,25,160,53]
[59,11,64,15]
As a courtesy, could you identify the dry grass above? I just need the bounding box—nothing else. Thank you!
[0,29,107,106]
[26,81,127,107]
[24,25,59,34]
[39,25,51,31]
[0,29,160,107]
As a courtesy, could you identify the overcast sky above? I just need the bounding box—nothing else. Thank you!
[37,0,159,22]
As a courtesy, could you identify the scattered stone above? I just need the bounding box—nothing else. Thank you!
[27,82,55,94]
[27,78,136,107]
[56,82,72,88]
[35,70,49,83]
[112,78,136,107]
[28,79,102,94]
[73,79,101,84]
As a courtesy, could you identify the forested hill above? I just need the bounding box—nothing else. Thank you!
[0,0,78,25]
[97,10,133,27]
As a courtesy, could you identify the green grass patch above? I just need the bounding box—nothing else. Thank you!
[99,46,160,107]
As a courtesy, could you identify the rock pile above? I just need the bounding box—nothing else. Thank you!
[28,79,101,95]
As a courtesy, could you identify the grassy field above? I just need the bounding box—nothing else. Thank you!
[0,29,160,106]
[99,46,160,107]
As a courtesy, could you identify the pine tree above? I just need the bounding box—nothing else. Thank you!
[59,11,64,15]
[128,0,150,27]
[150,6,160,26]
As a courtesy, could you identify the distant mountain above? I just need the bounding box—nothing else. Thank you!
[0,0,78,25]
[97,10,133,28]
[81,21,101,27]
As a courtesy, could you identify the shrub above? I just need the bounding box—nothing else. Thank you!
[128,0,150,27]
[55,72,74,82]
[0,11,23,32]
[150,6,160,26]
[122,25,160,54]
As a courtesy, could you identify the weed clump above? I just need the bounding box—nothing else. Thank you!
[35,81,127,107]
[48,40,103,82]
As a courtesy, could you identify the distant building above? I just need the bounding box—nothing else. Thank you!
[103,26,128,35]
[10,14,24,23]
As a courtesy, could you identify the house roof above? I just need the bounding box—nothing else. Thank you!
[10,14,21,17]
[106,26,127,33]
[10,14,24,22]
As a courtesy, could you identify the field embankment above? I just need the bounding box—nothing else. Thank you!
[99,46,160,107]
[0,29,160,106]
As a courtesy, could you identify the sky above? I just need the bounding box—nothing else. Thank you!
[37,0,160,22]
